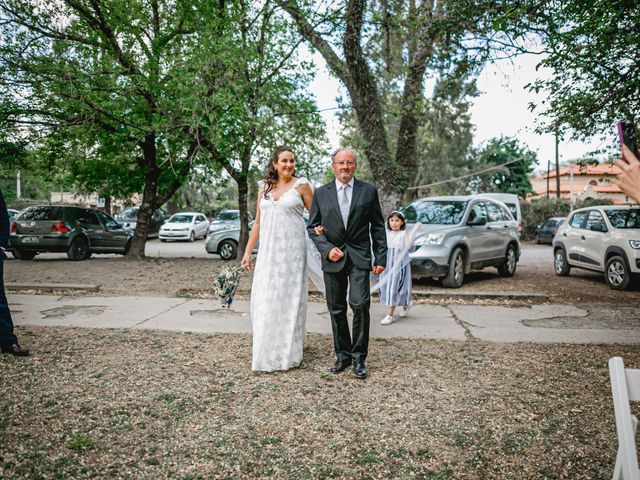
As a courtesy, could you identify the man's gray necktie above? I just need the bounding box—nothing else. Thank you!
[339,184,350,228]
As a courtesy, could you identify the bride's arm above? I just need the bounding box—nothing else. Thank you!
[298,182,314,213]
[241,190,263,269]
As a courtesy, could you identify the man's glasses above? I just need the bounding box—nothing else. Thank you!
[334,161,356,167]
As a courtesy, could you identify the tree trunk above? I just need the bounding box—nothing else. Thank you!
[128,134,159,259]
[237,176,250,260]
[102,195,111,216]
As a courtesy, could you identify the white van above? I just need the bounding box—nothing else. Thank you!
[475,193,522,237]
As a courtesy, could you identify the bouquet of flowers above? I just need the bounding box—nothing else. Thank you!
[212,264,246,308]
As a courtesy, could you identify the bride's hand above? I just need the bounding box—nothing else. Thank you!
[241,254,253,271]
[314,225,325,235]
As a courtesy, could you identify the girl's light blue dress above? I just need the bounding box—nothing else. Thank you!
[379,229,414,307]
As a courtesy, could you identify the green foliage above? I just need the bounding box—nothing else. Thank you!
[526,1,640,141]
[471,137,537,197]
[520,196,614,240]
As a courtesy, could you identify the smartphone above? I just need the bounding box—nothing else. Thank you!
[617,120,638,163]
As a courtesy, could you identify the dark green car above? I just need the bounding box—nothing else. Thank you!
[10,205,133,260]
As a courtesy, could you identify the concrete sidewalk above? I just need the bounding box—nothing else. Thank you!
[8,293,640,344]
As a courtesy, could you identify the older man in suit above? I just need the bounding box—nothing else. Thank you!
[0,187,29,356]
[307,148,387,379]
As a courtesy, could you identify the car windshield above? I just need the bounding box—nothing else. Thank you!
[605,209,640,228]
[402,200,467,225]
[218,212,239,220]
[119,208,138,219]
[169,215,193,223]
[19,206,63,221]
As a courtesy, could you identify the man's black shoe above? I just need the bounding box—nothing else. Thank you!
[353,361,368,379]
[330,359,351,374]
[1,343,30,357]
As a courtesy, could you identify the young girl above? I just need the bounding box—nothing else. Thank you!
[379,211,421,325]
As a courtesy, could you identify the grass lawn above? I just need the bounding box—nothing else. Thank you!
[1,326,637,479]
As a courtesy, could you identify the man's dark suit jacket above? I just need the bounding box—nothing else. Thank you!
[307,178,387,273]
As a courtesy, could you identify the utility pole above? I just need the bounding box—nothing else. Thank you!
[546,160,550,197]
[16,171,21,199]
[569,161,574,209]
[555,130,561,198]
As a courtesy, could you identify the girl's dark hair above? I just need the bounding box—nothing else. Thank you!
[263,145,294,198]
[386,210,406,230]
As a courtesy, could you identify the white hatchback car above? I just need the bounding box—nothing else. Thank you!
[159,212,209,242]
[553,205,640,290]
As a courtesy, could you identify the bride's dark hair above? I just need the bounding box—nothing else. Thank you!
[263,145,294,198]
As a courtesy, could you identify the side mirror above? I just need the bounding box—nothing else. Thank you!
[590,223,606,232]
[468,216,487,226]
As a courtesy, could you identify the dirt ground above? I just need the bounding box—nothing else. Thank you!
[4,246,638,305]
[2,326,639,479]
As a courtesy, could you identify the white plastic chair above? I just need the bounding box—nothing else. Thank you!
[609,357,640,480]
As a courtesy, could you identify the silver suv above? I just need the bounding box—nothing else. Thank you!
[553,205,640,290]
[404,196,520,288]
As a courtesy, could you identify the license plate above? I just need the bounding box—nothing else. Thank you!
[22,236,38,243]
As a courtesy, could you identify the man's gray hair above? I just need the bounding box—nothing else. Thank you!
[331,148,358,163]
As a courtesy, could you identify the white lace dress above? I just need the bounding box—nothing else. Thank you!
[251,178,310,371]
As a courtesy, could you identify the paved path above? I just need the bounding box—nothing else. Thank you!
[9,294,640,344]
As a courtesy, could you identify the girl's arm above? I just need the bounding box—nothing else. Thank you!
[404,222,423,247]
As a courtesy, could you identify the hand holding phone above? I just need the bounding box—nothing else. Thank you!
[617,120,638,163]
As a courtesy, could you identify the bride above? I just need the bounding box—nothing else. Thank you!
[241,146,315,372]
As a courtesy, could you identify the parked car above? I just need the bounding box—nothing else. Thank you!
[553,205,640,290]
[477,193,522,237]
[7,209,20,254]
[114,207,167,237]
[9,205,133,260]
[206,213,306,260]
[207,209,253,236]
[159,212,209,242]
[403,195,520,288]
[206,222,256,260]
[535,217,566,244]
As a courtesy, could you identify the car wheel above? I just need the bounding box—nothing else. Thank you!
[13,248,36,260]
[605,255,631,290]
[442,247,464,288]
[497,244,517,277]
[218,240,237,260]
[554,248,571,276]
[189,231,195,242]
[124,239,132,255]
[67,236,91,261]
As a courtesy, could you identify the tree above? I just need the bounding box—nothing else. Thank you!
[0,0,325,258]
[339,72,479,200]
[278,0,533,209]
[0,0,220,257]
[472,137,536,197]
[186,0,326,254]
[526,1,640,140]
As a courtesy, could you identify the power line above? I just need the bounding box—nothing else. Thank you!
[272,105,350,117]
[407,158,524,191]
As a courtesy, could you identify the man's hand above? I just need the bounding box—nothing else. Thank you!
[372,265,385,275]
[328,247,344,262]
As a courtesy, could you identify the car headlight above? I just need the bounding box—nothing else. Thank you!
[629,240,640,249]
[414,233,445,246]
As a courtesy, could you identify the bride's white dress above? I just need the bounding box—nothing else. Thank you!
[251,177,310,371]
